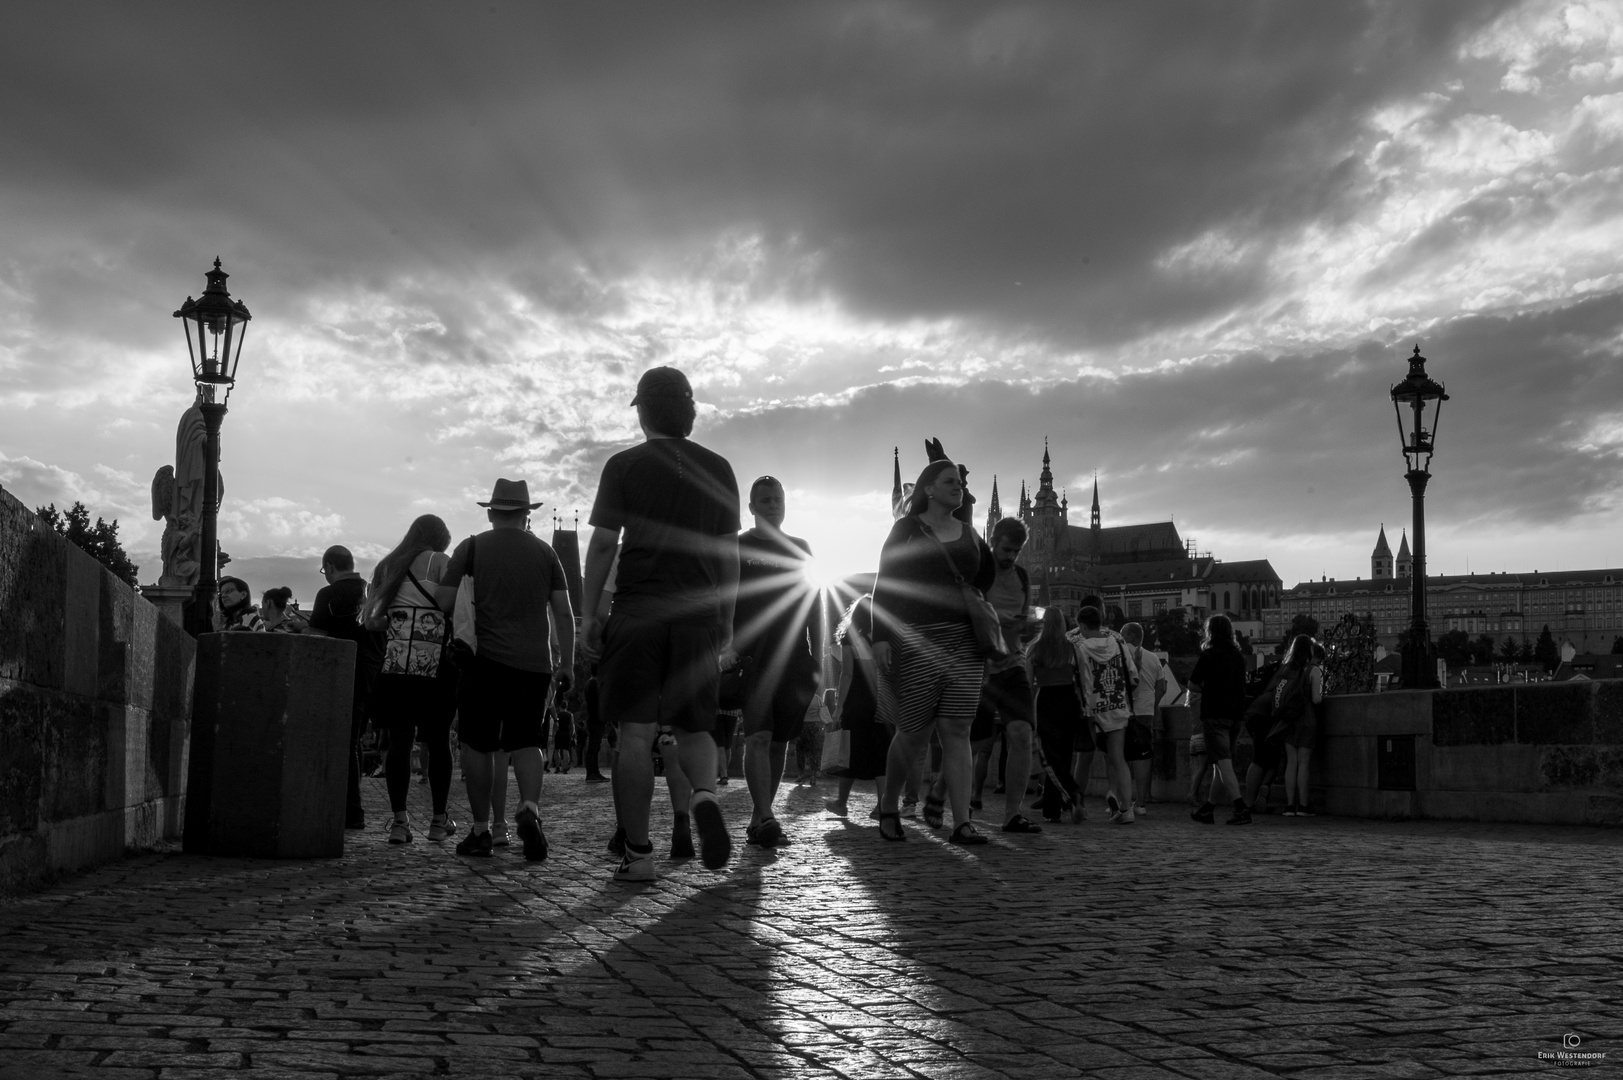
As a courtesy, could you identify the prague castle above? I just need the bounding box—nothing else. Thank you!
[988,442,1282,631]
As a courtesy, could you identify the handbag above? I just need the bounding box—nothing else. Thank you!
[452,535,477,657]
[919,524,1008,659]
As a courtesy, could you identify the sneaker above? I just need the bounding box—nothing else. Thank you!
[1133,803,1149,817]
[1283,803,1299,817]
[690,792,732,870]
[454,828,493,857]
[427,815,456,842]
[585,772,609,784]
[345,814,366,831]
[1297,804,1315,817]
[1066,805,1086,825]
[1116,806,1135,825]
[387,818,412,844]
[1190,804,1215,824]
[613,845,657,882]
[515,807,548,862]
[1105,793,1122,816]
[607,824,627,856]
[900,798,918,819]
[490,823,511,848]
[671,815,695,859]
[717,776,730,786]
[1226,806,1253,826]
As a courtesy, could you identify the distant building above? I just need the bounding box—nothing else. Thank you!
[993,442,1281,630]
[1262,527,1623,654]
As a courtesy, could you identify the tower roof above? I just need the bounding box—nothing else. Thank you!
[1373,525,1392,557]
[1397,530,1411,558]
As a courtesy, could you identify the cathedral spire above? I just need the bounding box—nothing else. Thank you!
[1090,472,1101,530]
[984,475,1002,540]
[1032,439,1060,516]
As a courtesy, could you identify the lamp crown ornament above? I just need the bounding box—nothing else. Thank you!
[174,256,252,405]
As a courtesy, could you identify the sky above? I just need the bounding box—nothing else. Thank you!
[3,1,1623,607]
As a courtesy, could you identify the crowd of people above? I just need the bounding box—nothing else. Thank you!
[215,363,1328,880]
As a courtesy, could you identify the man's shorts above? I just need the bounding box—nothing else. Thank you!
[714,711,740,746]
[457,652,551,754]
[743,667,817,742]
[1124,717,1154,763]
[1201,717,1239,762]
[597,612,720,734]
[970,667,1035,742]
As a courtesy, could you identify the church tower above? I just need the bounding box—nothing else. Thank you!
[1396,530,1412,579]
[1018,480,1031,523]
[1089,473,1102,567]
[984,475,1002,541]
[1372,525,1393,580]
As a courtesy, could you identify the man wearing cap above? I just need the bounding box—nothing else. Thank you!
[580,366,740,881]
[436,479,575,861]
[733,475,820,849]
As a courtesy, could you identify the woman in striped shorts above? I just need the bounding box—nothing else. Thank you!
[872,459,996,845]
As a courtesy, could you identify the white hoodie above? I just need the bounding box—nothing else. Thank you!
[1069,629,1136,723]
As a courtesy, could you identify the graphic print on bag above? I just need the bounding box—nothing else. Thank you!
[1271,667,1310,724]
[382,570,448,677]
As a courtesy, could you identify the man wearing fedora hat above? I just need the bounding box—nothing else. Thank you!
[580,366,740,881]
[437,478,575,861]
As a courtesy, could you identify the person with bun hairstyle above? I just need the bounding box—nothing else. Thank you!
[258,587,307,634]
[871,459,996,845]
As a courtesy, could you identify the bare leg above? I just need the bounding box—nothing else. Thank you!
[1207,758,1240,804]
[1282,745,1299,806]
[744,730,779,827]
[883,728,931,812]
[1187,754,1208,803]
[461,747,494,824]
[657,734,692,814]
[614,722,657,847]
[937,713,975,829]
[1295,748,1313,807]
[489,750,511,829]
[1131,757,1153,810]
[510,746,545,810]
[1073,749,1096,805]
[1002,721,1033,824]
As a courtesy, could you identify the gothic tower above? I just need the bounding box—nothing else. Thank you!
[1396,530,1412,578]
[1372,525,1393,580]
[1089,473,1101,567]
[983,475,1002,541]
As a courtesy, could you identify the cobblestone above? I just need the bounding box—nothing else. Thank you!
[2,772,1620,1078]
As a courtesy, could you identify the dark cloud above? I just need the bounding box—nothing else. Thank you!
[0,1,1512,351]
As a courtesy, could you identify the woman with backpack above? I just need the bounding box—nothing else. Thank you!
[1277,634,1326,817]
[361,514,459,845]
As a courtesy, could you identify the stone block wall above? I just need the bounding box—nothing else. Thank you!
[0,484,195,894]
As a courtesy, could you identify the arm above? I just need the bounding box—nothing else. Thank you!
[579,526,619,660]
[869,520,913,676]
[834,642,855,723]
[1310,665,1324,704]
[716,530,739,660]
[549,587,575,690]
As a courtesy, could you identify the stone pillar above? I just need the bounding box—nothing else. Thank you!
[183,632,356,858]
[138,585,194,630]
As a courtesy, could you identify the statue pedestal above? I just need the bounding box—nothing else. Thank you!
[139,584,194,630]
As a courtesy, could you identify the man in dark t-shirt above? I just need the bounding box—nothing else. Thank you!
[435,478,575,861]
[581,366,740,881]
[306,544,384,830]
[733,476,819,850]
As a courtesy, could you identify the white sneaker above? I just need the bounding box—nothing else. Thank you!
[613,849,657,882]
[1133,803,1149,817]
[490,823,511,847]
[1116,805,1135,825]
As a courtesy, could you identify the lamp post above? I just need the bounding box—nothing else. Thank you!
[174,258,251,634]
[1390,344,1447,689]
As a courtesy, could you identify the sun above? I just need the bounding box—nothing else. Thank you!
[801,553,841,593]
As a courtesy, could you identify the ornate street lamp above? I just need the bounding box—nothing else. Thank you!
[1390,344,1447,689]
[174,258,251,633]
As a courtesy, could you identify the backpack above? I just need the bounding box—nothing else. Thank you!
[1271,666,1312,726]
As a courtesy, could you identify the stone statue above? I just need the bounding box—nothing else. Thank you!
[151,399,221,587]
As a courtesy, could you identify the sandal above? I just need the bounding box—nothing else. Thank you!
[922,794,946,829]
[1002,814,1042,834]
[948,821,989,846]
[878,811,906,842]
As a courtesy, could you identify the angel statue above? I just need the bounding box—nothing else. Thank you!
[150,399,221,587]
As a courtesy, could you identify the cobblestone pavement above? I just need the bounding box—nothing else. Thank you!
[3,769,1620,1079]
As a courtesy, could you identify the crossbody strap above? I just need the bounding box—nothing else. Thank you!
[917,522,969,585]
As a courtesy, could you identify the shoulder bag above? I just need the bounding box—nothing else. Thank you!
[920,524,1007,659]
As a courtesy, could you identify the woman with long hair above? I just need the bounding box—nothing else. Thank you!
[824,594,891,818]
[1279,635,1325,816]
[871,461,996,844]
[1188,613,1250,825]
[1030,606,1087,823]
[365,514,458,845]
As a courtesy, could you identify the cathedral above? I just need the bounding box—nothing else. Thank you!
[989,442,1282,629]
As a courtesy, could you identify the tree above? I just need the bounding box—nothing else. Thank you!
[36,502,140,587]
[1435,629,1473,667]
[1473,634,1497,666]
[1612,636,1623,655]
[1533,625,1560,671]
[1498,636,1520,663]
[1287,613,1320,641]
[1149,610,1202,656]
[1517,637,1535,664]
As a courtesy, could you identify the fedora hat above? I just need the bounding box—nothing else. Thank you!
[477,478,542,511]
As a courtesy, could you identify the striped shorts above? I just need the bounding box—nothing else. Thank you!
[880,621,984,736]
